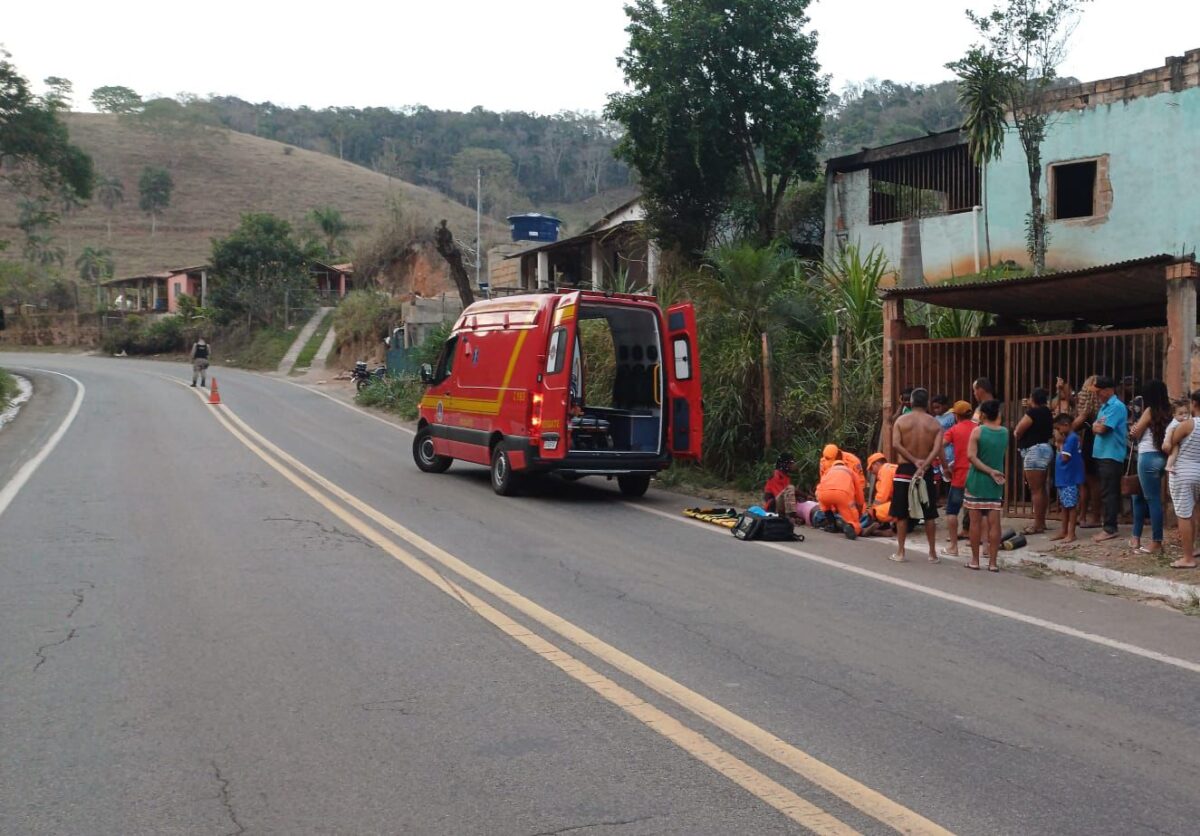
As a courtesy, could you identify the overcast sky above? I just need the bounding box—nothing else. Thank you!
[5,0,1198,114]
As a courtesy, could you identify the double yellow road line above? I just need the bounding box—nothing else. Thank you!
[192,386,951,836]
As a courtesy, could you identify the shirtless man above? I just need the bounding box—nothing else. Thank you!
[890,387,945,563]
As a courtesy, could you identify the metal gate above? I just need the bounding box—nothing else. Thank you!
[1002,328,1166,515]
[895,328,1166,515]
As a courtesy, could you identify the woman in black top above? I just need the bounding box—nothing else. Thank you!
[1014,387,1054,533]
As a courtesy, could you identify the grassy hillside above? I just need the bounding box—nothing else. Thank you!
[0,114,501,278]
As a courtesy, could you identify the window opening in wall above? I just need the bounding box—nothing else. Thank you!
[868,143,980,225]
[1052,160,1097,220]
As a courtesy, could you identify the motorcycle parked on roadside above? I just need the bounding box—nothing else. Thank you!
[353,360,387,392]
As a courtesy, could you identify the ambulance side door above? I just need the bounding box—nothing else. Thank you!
[537,293,580,460]
[665,302,702,461]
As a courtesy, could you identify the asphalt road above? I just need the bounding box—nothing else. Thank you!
[2,353,1198,836]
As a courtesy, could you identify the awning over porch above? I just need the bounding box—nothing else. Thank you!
[881,254,1196,326]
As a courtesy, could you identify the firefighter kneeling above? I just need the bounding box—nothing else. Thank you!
[863,452,898,537]
[816,458,865,540]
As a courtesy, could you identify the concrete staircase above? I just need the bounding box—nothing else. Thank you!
[277,307,333,374]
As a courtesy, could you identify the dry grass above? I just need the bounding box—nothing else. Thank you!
[0,114,503,278]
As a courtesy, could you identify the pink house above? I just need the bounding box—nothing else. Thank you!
[165,265,209,312]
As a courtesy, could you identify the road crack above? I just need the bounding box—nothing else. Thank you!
[32,628,77,673]
[212,762,246,836]
[262,516,369,546]
[530,815,656,836]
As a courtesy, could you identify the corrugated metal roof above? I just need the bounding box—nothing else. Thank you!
[882,254,1195,326]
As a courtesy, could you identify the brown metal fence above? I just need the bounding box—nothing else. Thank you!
[895,328,1167,515]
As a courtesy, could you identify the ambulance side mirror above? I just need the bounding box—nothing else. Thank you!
[419,363,434,383]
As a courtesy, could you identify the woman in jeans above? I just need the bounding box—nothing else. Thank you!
[1129,380,1171,553]
[1014,387,1054,534]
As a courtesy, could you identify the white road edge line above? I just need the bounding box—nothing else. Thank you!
[0,368,85,520]
[627,502,1200,676]
[274,377,416,435]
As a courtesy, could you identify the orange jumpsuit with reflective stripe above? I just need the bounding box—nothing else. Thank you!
[869,463,898,522]
[816,461,865,534]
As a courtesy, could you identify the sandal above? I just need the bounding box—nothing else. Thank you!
[964,563,981,571]
[987,566,1000,573]
[1021,527,1045,535]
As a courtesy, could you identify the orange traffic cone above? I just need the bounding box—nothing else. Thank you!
[207,377,222,405]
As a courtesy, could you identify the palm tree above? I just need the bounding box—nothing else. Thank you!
[75,246,114,310]
[952,48,1011,273]
[96,176,124,240]
[308,206,350,260]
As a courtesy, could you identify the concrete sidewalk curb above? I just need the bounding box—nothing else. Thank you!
[1014,547,1200,605]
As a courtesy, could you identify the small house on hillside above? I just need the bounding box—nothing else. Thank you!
[499,198,660,293]
[824,49,1200,285]
[103,261,357,313]
[311,261,355,301]
[102,264,209,313]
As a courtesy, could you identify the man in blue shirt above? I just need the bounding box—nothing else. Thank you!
[1090,375,1128,541]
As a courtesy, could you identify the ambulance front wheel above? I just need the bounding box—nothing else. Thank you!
[617,474,651,498]
[491,445,523,496]
[413,426,452,473]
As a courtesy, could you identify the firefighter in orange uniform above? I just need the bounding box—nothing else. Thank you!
[819,444,864,481]
[864,452,898,536]
[816,459,866,539]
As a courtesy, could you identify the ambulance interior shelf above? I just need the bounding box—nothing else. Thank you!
[569,304,663,454]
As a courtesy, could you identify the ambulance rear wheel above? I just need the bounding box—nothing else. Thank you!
[617,474,651,498]
[491,446,522,496]
[413,427,452,473]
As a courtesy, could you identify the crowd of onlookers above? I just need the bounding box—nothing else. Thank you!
[761,375,1200,573]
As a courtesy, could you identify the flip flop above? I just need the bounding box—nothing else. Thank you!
[987,566,1000,573]
[964,563,981,571]
[1169,561,1198,569]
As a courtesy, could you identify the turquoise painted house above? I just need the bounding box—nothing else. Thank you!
[825,49,1200,285]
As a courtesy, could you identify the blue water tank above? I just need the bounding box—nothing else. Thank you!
[508,213,562,243]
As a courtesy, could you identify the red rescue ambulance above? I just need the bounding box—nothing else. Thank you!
[413,290,702,497]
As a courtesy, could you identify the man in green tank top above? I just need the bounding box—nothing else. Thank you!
[965,399,1009,571]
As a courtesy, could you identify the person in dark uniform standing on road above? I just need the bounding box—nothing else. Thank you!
[190,337,211,387]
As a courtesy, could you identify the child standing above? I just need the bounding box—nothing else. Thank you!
[1049,414,1083,545]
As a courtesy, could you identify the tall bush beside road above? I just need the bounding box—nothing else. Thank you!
[685,243,889,488]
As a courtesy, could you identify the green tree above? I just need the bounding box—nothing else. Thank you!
[75,245,114,282]
[607,0,827,252]
[0,52,94,201]
[137,166,173,235]
[17,197,63,267]
[950,49,1009,271]
[952,0,1091,275]
[96,175,124,239]
[90,85,143,114]
[210,213,312,326]
[449,147,518,215]
[75,245,114,310]
[306,206,351,260]
[42,76,73,112]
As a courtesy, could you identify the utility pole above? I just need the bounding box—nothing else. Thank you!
[476,167,488,298]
